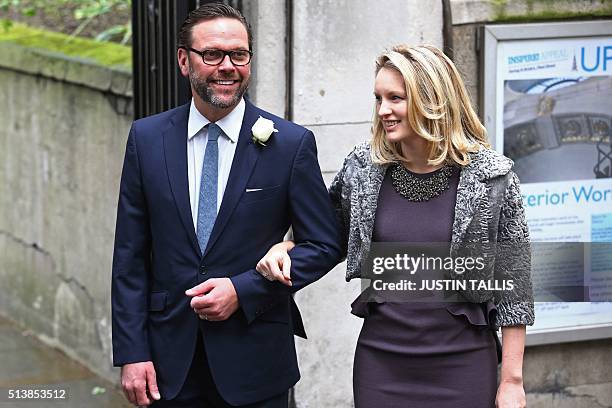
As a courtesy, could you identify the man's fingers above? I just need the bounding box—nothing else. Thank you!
[197,305,218,319]
[194,278,238,322]
[122,385,136,406]
[134,379,152,406]
[185,279,214,297]
[146,365,161,401]
[188,279,220,310]
[191,295,215,311]
[121,362,157,406]
[199,312,219,321]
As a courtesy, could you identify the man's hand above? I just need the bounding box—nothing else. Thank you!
[121,361,160,406]
[185,278,239,321]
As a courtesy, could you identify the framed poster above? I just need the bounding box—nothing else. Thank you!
[480,21,612,345]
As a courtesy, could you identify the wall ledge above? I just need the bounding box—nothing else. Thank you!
[0,41,132,97]
[451,0,612,25]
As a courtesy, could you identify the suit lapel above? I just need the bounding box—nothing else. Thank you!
[203,100,261,256]
[163,103,201,255]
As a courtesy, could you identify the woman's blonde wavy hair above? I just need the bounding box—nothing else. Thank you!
[370,44,489,167]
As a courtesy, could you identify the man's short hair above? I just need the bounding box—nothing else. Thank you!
[177,3,253,51]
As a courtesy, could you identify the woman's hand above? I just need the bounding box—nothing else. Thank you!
[256,241,296,286]
[496,378,526,408]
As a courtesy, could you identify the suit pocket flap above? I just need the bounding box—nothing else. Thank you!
[149,291,168,312]
[242,185,282,204]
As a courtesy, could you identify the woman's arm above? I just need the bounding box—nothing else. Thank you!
[328,156,351,261]
[494,172,531,406]
[496,325,527,408]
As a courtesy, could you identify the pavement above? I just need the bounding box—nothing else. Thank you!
[0,315,131,408]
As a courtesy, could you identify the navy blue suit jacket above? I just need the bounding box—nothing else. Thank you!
[111,100,341,405]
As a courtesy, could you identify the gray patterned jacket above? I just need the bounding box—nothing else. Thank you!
[329,141,535,328]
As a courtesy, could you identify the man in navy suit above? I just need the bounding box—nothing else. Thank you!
[111,4,340,407]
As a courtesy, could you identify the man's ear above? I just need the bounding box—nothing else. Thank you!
[177,48,190,78]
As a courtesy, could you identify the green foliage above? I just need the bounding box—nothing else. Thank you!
[2,18,13,31]
[0,22,131,67]
[1,0,131,44]
[0,0,21,10]
[490,0,612,21]
[96,22,130,44]
[494,8,612,22]
[70,0,131,44]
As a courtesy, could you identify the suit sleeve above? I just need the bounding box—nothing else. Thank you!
[231,131,342,323]
[111,124,153,366]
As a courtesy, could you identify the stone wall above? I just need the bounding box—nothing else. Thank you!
[0,41,132,383]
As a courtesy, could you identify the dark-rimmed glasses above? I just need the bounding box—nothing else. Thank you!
[184,47,253,66]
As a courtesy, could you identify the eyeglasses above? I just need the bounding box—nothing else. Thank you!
[184,47,253,66]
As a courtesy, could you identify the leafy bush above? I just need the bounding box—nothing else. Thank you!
[0,0,131,44]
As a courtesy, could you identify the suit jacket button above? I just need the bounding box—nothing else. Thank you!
[200,265,207,275]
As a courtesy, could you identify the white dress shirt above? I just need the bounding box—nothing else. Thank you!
[187,98,245,229]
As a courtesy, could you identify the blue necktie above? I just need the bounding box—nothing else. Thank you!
[197,123,220,254]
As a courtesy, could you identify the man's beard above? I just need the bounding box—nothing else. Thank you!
[189,64,249,109]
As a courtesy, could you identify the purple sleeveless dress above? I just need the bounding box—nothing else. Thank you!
[352,167,498,408]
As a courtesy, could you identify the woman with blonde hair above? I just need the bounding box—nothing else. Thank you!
[257,44,533,407]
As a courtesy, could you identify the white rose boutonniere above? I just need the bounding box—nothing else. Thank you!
[251,116,278,146]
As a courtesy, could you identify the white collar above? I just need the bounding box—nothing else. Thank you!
[187,98,245,143]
